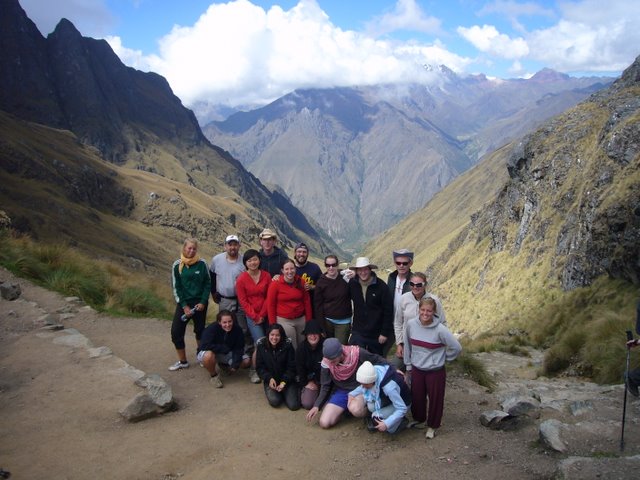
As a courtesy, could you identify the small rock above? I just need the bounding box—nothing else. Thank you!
[38,314,57,325]
[64,296,82,303]
[88,346,113,358]
[41,324,64,331]
[59,313,75,321]
[0,282,21,300]
[501,395,541,417]
[569,399,593,416]
[479,410,511,427]
[539,419,567,452]
[135,374,174,408]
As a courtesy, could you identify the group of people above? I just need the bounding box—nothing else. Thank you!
[169,230,462,439]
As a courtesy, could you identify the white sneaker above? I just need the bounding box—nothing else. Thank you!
[426,427,436,439]
[210,375,223,388]
[168,361,189,371]
[249,369,261,384]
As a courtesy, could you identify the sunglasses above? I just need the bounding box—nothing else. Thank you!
[409,282,424,288]
[325,263,338,268]
[395,261,410,266]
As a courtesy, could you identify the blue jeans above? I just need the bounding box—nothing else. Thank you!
[246,316,266,344]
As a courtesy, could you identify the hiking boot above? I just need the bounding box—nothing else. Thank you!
[168,361,189,371]
[249,369,261,384]
[628,379,639,397]
[395,417,409,433]
[426,427,436,439]
[210,375,223,388]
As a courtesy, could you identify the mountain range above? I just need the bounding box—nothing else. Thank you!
[0,0,340,270]
[204,67,612,248]
[366,56,640,336]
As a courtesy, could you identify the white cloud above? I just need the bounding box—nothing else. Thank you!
[365,0,442,37]
[19,0,114,37]
[115,0,468,108]
[478,0,555,32]
[457,25,529,59]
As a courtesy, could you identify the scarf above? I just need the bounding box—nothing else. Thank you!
[324,345,360,382]
[179,253,200,274]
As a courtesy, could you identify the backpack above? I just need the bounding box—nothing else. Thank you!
[379,365,411,407]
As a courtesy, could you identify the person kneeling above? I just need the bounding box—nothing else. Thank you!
[256,324,300,410]
[347,361,411,434]
[198,310,250,388]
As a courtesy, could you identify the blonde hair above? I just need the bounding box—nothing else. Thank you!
[419,297,437,314]
[182,238,198,254]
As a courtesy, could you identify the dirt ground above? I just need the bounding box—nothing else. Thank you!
[1,268,639,480]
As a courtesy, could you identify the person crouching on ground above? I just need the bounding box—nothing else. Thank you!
[256,323,300,410]
[306,337,387,429]
[169,238,211,371]
[198,310,250,388]
[348,361,411,434]
[296,319,325,409]
[404,297,461,439]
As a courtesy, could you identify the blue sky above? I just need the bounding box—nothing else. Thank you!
[20,0,640,115]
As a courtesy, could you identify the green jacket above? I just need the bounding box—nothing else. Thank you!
[172,258,211,307]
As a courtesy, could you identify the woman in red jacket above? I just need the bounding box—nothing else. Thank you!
[236,248,271,383]
[267,258,312,350]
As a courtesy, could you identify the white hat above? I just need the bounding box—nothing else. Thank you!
[349,257,378,270]
[225,235,239,243]
[356,361,377,384]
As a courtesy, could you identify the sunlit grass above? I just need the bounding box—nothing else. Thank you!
[0,230,172,319]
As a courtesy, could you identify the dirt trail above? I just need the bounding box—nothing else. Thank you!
[1,268,638,479]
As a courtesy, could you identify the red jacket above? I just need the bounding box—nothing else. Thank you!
[267,275,312,324]
[236,270,271,323]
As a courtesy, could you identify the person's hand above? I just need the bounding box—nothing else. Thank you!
[212,293,221,304]
[195,303,205,311]
[276,381,286,392]
[378,335,387,345]
[305,381,318,391]
[395,344,404,358]
[269,378,277,390]
[183,305,192,316]
[306,406,319,422]
[375,419,388,432]
[272,274,280,282]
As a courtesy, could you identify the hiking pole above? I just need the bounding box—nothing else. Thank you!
[620,330,633,452]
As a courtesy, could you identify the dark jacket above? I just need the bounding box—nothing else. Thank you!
[259,246,289,277]
[296,338,324,384]
[256,325,297,385]
[314,273,352,322]
[387,269,412,299]
[314,347,387,408]
[349,273,393,339]
[198,322,245,369]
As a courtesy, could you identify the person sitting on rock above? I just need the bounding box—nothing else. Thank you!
[197,310,250,388]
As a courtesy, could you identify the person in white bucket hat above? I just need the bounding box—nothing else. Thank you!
[346,257,393,356]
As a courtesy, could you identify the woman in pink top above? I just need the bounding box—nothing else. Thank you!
[236,249,271,383]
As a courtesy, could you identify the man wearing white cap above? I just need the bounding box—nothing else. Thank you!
[209,235,247,335]
[347,257,394,356]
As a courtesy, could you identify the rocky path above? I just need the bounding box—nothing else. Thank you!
[1,268,639,479]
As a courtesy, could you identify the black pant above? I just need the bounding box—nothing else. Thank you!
[170,303,207,350]
[263,382,301,411]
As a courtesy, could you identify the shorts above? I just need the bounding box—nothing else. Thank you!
[197,350,249,365]
[327,388,350,409]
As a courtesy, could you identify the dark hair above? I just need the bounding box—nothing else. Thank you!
[217,309,236,323]
[266,323,287,349]
[280,257,295,270]
[243,249,260,268]
[324,254,338,264]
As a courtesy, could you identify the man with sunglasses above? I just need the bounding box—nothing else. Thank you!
[385,249,414,356]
